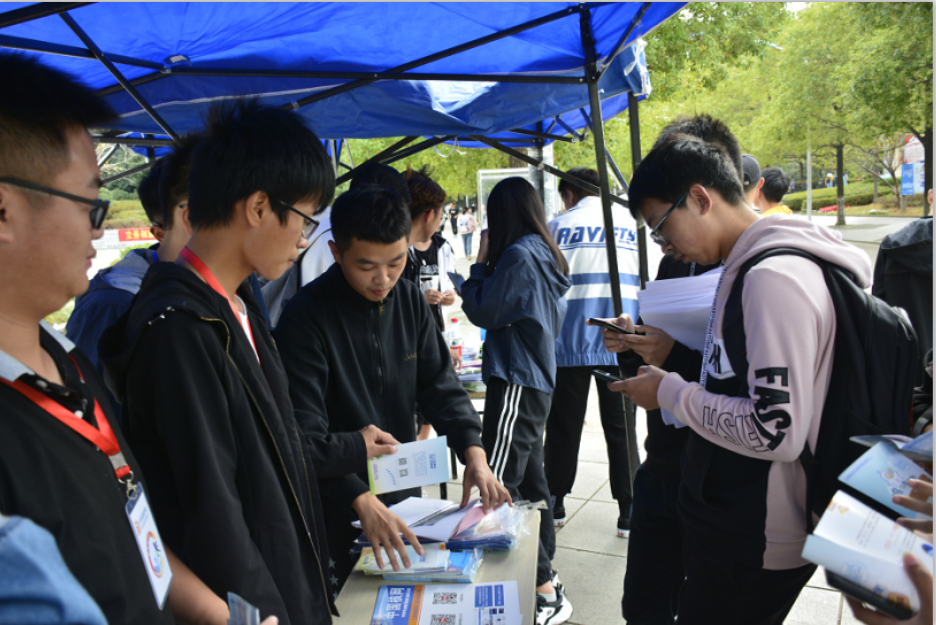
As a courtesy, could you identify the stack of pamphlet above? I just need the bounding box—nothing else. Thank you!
[801,431,933,619]
[355,544,485,583]
[371,581,521,625]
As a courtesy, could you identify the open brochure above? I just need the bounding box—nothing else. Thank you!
[370,581,521,625]
[368,436,450,496]
[851,431,933,463]
[801,491,934,613]
[839,441,933,519]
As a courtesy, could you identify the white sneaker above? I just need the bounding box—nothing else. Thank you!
[536,590,573,625]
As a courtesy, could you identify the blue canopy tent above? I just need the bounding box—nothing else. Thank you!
[0,0,685,304]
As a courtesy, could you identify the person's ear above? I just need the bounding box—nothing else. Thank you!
[180,205,194,237]
[694,184,714,215]
[328,239,341,264]
[150,224,166,243]
[243,190,270,228]
[0,186,14,245]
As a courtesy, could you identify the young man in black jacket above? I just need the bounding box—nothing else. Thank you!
[274,185,510,594]
[101,100,337,625]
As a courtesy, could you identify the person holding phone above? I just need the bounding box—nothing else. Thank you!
[461,177,574,624]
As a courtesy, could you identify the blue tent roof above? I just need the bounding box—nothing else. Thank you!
[1,2,684,140]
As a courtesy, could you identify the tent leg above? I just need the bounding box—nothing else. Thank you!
[628,92,649,289]
[531,122,546,202]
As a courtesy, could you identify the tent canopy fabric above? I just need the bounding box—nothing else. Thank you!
[1,2,684,140]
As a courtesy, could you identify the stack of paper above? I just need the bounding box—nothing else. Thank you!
[370,581,521,625]
[356,544,451,575]
[802,491,934,612]
[382,549,484,583]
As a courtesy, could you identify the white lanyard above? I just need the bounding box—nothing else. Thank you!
[699,266,727,390]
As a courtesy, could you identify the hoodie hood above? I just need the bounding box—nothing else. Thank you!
[880,217,933,275]
[725,216,872,289]
[91,248,156,295]
[513,233,572,298]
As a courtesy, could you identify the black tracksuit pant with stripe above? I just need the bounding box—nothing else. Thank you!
[482,376,556,587]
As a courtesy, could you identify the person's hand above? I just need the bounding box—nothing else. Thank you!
[608,365,667,410]
[352,493,424,571]
[359,424,401,459]
[622,325,676,367]
[476,230,489,265]
[586,315,635,354]
[846,553,933,624]
[895,477,934,535]
[423,289,444,305]
[450,348,463,371]
[461,446,512,512]
[441,290,456,306]
[261,618,279,625]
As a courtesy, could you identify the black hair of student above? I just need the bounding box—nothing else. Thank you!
[485,177,569,276]
[187,99,334,230]
[330,184,412,253]
[158,132,203,229]
[557,167,599,199]
[654,114,744,182]
[137,165,164,226]
[403,165,446,220]
[628,133,744,221]
[349,161,412,205]
[761,167,791,204]
[0,53,116,193]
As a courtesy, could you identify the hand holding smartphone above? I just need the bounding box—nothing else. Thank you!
[591,369,623,384]
[587,317,641,335]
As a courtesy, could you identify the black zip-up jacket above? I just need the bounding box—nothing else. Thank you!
[274,263,484,510]
[617,256,722,485]
[99,263,335,625]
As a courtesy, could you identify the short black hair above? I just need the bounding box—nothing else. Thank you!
[403,165,446,220]
[558,167,599,198]
[137,165,163,226]
[187,99,334,230]
[654,114,743,182]
[761,167,791,203]
[628,133,744,220]
[349,161,412,205]
[330,184,411,253]
[158,132,203,228]
[0,53,115,188]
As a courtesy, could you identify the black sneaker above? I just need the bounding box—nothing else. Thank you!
[617,515,631,538]
[552,497,566,527]
[536,588,573,625]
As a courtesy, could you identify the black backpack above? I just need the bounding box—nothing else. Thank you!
[722,247,919,529]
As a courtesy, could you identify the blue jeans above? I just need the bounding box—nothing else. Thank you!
[462,232,473,257]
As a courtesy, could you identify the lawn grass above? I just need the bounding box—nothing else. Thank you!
[103,199,149,229]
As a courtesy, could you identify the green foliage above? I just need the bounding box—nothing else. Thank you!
[103,200,150,229]
[784,186,894,212]
[44,299,74,329]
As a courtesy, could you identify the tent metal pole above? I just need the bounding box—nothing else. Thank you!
[287,4,582,111]
[102,160,156,185]
[596,2,651,80]
[171,68,583,85]
[554,115,584,140]
[531,122,546,201]
[508,128,576,143]
[382,136,454,166]
[96,70,167,97]
[0,34,164,70]
[0,2,91,29]
[604,147,629,194]
[94,136,174,148]
[628,92,649,289]
[335,136,420,185]
[96,143,119,167]
[470,135,628,208]
[345,141,355,169]
[60,12,180,142]
[328,140,339,174]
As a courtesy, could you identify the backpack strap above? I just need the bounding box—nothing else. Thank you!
[722,247,825,532]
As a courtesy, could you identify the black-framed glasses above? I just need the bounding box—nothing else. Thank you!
[274,198,318,240]
[649,183,711,247]
[0,177,110,229]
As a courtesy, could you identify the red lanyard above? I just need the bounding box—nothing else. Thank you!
[0,357,131,482]
[179,247,257,354]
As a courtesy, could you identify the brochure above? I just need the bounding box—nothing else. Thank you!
[382,549,484,584]
[370,581,521,625]
[357,544,450,575]
[369,436,451,496]
[801,491,934,612]
[839,442,933,519]
[851,431,933,463]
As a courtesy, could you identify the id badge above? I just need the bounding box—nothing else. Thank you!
[126,485,173,608]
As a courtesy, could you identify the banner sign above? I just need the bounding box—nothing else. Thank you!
[118,228,156,242]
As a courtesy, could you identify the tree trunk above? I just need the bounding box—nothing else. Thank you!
[836,144,846,226]
[900,193,908,212]
[798,159,806,182]
[872,165,879,203]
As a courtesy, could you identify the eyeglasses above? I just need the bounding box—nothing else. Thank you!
[649,183,711,247]
[0,177,110,229]
[274,198,318,240]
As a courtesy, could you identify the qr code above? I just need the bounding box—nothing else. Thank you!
[429,454,437,470]
[399,469,408,477]
[398,457,407,466]
[430,615,455,625]
[433,592,457,605]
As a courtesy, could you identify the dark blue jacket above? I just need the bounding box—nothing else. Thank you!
[461,234,571,394]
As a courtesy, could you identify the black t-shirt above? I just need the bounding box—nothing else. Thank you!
[412,243,445,332]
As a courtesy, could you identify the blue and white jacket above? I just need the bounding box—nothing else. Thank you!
[547,195,641,367]
[461,234,572,394]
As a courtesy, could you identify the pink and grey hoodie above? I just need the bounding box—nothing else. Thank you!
[658,215,871,571]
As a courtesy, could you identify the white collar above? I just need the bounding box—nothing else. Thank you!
[0,321,75,383]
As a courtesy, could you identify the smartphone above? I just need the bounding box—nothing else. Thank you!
[591,369,623,384]
[447,272,465,292]
[825,571,914,621]
[588,317,636,335]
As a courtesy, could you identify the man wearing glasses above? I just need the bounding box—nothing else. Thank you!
[99,99,339,624]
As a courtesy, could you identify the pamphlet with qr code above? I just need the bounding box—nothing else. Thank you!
[370,581,521,625]
[368,436,450,496]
